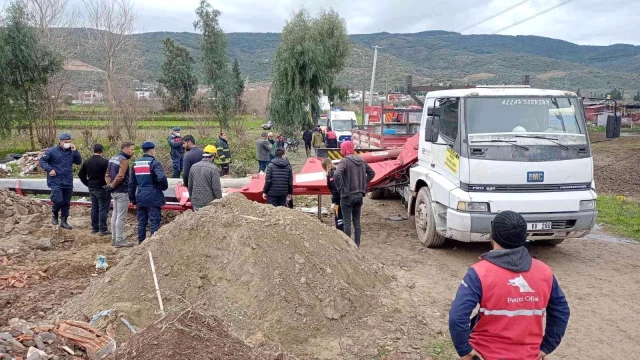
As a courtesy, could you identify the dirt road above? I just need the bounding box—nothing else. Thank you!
[357,198,640,359]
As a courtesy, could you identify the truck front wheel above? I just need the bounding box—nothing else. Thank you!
[414,188,446,248]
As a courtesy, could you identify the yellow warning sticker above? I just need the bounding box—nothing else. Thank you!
[445,147,460,175]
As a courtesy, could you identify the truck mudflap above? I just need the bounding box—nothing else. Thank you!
[443,209,598,242]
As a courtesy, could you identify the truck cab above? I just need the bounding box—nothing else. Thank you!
[409,87,600,247]
[328,111,357,144]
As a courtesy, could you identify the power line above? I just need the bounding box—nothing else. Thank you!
[459,0,530,33]
[493,0,575,34]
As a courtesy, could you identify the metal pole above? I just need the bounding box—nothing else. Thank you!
[317,195,322,220]
[369,46,380,106]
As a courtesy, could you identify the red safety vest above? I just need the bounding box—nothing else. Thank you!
[326,131,337,140]
[470,259,553,360]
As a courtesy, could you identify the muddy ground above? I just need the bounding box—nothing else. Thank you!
[1,136,639,359]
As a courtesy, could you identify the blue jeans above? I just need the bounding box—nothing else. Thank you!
[89,187,110,232]
[137,206,161,243]
[258,161,269,172]
[51,187,73,218]
[341,194,364,247]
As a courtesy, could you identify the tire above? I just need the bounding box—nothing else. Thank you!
[414,187,446,248]
[535,239,565,246]
[368,188,386,200]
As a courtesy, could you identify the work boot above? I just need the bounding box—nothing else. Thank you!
[60,218,72,230]
[52,213,59,226]
[115,242,135,248]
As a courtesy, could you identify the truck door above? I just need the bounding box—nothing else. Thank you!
[422,97,462,205]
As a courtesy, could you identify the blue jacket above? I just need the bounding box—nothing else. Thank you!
[128,154,168,207]
[168,134,184,160]
[449,265,570,357]
[39,145,82,188]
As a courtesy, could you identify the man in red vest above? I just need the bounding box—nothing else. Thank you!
[449,211,570,360]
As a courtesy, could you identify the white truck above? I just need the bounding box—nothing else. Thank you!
[408,87,611,247]
[327,111,357,144]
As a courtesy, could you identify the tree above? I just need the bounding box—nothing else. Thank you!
[269,8,350,134]
[83,0,137,145]
[232,58,244,111]
[634,91,640,102]
[158,37,198,112]
[606,88,623,101]
[24,0,77,147]
[0,1,62,150]
[194,0,234,130]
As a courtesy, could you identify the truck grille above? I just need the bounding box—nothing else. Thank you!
[551,220,576,229]
[460,182,591,192]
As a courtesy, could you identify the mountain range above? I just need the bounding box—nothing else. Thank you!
[63,29,640,99]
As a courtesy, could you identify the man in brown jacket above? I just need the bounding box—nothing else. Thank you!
[105,142,136,248]
[334,140,375,247]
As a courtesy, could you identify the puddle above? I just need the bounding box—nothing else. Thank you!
[583,224,637,244]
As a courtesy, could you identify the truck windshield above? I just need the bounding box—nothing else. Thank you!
[318,119,328,127]
[466,97,584,136]
[332,120,355,131]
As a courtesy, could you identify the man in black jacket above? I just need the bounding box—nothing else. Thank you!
[182,135,204,187]
[302,128,312,157]
[78,144,110,235]
[262,148,293,207]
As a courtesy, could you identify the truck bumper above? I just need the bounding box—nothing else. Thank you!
[443,209,598,242]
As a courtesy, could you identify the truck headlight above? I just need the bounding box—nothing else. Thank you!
[580,200,596,211]
[457,201,490,212]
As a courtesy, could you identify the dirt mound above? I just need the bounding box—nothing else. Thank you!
[113,311,287,360]
[60,194,391,355]
[0,189,52,236]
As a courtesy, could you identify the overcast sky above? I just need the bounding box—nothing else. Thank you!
[3,0,640,45]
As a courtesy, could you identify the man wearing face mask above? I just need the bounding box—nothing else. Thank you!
[168,127,184,178]
[39,132,83,229]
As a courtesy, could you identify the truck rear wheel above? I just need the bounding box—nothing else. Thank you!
[368,188,386,200]
[414,188,446,248]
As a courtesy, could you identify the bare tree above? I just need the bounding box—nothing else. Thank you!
[82,0,136,145]
[22,0,82,147]
[83,0,135,104]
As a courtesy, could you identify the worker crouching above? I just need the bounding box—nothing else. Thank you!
[129,142,168,244]
[188,145,223,211]
[449,211,570,360]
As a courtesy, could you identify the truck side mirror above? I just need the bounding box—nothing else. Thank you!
[425,116,440,142]
[605,114,621,139]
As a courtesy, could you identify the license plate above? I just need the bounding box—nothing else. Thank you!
[527,222,552,231]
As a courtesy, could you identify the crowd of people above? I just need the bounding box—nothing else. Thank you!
[41,130,231,246]
[43,129,570,359]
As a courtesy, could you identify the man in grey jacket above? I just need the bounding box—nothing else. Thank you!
[256,132,272,173]
[188,145,222,211]
[334,140,375,247]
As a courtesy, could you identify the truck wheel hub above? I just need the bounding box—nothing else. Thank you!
[417,203,428,230]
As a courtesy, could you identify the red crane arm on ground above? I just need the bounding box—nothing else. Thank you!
[223,134,420,204]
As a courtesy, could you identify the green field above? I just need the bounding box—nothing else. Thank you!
[597,195,640,241]
[54,116,264,130]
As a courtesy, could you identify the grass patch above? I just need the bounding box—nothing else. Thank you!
[427,338,458,360]
[597,195,640,241]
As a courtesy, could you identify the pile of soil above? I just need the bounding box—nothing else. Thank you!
[60,194,391,354]
[0,189,53,237]
[113,311,287,360]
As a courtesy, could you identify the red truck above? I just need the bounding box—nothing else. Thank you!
[352,106,422,149]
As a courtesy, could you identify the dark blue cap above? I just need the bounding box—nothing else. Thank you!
[173,127,181,131]
[59,132,72,140]
[141,141,156,150]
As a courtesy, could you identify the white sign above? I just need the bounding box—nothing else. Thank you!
[527,222,552,231]
[295,171,326,183]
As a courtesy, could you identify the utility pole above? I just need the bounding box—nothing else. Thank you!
[369,46,381,107]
